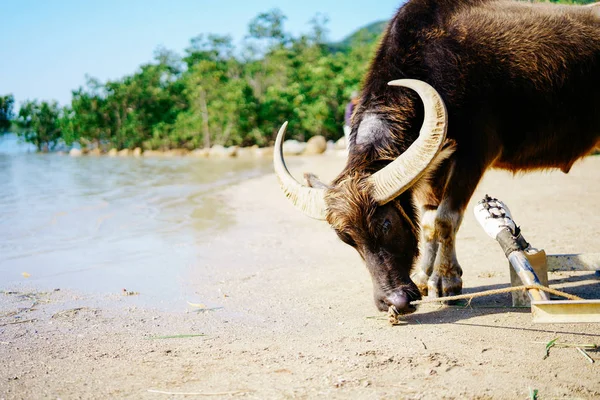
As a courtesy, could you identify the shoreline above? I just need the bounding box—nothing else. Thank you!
[60,134,350,159]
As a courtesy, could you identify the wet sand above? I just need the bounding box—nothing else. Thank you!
[1,154,599,399]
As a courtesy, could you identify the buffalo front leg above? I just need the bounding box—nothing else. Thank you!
[411,205,440,296]
[426,155,489,298]
[427,207,464,298]
[412,205,463,298]
[411,152,456,297]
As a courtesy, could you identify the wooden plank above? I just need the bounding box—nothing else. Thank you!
[547,254,600,272]
[509,249,549,307]
[531,300,600,324]
[508,251,550,304]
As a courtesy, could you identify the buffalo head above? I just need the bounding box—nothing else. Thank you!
[274,80,448,314]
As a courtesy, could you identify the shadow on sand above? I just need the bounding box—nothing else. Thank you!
[400,273,600,337]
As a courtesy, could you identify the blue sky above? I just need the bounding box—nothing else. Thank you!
[0,0,404,108]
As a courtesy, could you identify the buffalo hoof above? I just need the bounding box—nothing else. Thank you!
[411,270,431,297]
[427,272,463,301]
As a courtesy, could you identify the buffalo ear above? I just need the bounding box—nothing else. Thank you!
[304,173,331,189]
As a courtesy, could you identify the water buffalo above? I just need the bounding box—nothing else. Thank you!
[274,0,600,314]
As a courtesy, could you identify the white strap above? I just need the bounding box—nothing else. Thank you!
[473,195,517,240]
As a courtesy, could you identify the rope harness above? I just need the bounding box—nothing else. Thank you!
[388,285,582,324]
[410,284,582,306]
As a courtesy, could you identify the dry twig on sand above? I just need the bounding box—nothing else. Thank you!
[147,389,252,396]
[576,347,595,364]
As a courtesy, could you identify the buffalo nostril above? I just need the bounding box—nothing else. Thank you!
[385,292,416,314]
[387,292,408,308]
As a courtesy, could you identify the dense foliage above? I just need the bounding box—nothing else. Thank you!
[3,1,596,152]
[4,11,379,152]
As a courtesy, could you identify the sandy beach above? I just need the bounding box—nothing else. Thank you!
[1,154,599,399]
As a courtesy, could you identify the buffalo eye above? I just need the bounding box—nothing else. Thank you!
[382,219,392,235]
[336,230,356,247]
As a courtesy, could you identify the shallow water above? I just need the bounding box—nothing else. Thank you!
[0,153,272,308]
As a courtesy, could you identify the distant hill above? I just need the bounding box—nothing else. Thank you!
[328,20,388,53]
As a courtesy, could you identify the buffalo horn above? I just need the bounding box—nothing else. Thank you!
[368,79,448,204]
[273,122,328,220]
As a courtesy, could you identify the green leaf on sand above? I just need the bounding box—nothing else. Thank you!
[543,337,559,360]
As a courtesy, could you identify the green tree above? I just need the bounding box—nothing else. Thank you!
[248,9,289,45]
[0,94,15,133]
[245,12,375,143]
[17,100,63,152]
[67,51,186,150]
[157,55,258,149]
[183,34,235,68]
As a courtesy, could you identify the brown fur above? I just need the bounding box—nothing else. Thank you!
[324,0,600,311]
